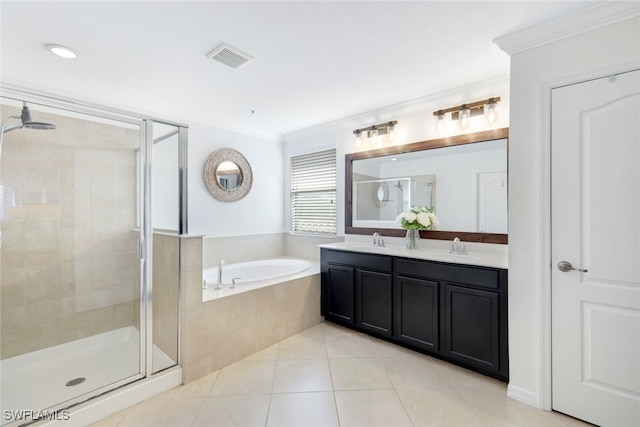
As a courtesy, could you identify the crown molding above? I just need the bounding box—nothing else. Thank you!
[493,2,640,55]
[282,75,509,143]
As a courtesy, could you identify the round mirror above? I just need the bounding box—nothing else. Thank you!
[204,148,253,202]
[216,161,243,190]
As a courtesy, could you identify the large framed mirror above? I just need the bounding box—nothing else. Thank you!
[346,128,508,244]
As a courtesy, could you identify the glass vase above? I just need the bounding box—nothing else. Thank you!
[405,228,420,249]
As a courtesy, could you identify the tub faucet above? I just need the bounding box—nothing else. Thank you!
[215,260,226,290]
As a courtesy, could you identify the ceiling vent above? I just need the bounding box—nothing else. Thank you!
[206,43,254,69]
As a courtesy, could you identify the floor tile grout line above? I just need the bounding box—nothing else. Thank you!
[324,335,342,426]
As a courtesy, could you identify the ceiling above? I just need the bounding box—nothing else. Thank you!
[0,1,597,140]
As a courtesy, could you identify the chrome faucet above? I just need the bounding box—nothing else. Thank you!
[450,237,468,255]
[372,232,385,247]
[215,260,226,289]
[231,277,241,289]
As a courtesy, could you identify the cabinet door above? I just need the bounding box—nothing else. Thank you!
[395,276,439,351]
[356,270,393,336]
[326,264,355,324]
[443,284,500,373]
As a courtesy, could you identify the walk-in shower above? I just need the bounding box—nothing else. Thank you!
[0,91,186,426]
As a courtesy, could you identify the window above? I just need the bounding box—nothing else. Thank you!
[290,148,336,235]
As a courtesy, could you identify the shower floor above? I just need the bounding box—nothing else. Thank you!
[0,326,174,422]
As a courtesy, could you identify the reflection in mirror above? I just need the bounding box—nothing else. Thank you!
[346,128,508,244]
[216,160,243,190]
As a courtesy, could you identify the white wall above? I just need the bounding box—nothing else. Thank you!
[283,78,510,236]
[188,122,284,237]
[507,16,640,408]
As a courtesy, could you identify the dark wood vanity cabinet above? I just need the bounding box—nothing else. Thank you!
[321,249,393,334]
[356,269,393,336]
[395,275,440,352]
[321,248,508,381]
[325,264,355,323]
[444,284,500,373]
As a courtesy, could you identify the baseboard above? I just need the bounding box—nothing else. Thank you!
[507,383,541,409]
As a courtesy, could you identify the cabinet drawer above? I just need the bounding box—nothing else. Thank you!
[325,250,392,273]
[397,258,499,289]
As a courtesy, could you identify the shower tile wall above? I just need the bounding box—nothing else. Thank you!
[0,105,139,359]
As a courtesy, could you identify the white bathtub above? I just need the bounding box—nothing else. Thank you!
[202,257,318,301]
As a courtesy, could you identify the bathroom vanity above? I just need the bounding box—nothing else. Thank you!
[320,244,508,381]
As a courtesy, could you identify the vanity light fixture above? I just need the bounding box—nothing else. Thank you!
[433,97,501,132]
[45,44,79,59]
[352,120,398,146]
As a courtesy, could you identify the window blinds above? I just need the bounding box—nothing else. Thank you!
[290,149,337,234]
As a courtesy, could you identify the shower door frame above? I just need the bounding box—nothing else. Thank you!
[0,85,187,418]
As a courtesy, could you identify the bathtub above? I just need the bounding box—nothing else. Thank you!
[202,257,318,301]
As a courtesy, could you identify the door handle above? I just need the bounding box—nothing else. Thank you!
[557,261,588,273]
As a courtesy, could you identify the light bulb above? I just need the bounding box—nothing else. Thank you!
[355,132,362,147]
[370,128,379,144]
[388,125,396,142]
[485,100,498,125]
[459,108,471,129]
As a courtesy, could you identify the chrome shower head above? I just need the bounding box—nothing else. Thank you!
[1,103,56,134]
[19,103,56,130]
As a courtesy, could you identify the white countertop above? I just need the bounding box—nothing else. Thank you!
[319,240,508,270]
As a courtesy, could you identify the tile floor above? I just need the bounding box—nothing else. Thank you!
[92,322,591,427]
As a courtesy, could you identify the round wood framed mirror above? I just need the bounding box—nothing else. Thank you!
[204,148,253,202]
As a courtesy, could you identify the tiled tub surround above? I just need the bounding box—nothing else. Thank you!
[0,106,139,359]
[202,232,343,267]
[182,234,329,384]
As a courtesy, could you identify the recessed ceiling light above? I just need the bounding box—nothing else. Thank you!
[45,44,79,59]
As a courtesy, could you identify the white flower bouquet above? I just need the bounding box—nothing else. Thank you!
[395,206,439,230]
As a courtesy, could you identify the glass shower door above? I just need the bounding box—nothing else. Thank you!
[0,97,146,423]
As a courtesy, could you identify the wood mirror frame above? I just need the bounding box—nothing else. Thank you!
[345,128,508,244]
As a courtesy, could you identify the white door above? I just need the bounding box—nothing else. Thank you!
[551,69,640,426]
